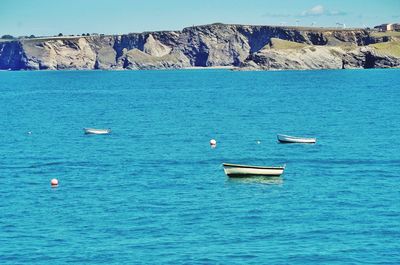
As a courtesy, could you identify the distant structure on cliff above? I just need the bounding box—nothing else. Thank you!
[374,23,400,32]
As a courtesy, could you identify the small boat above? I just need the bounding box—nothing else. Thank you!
[83,128,111,135]
[277,134,316,144]
[222,163,285,178]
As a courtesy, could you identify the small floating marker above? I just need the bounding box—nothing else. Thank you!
[257,140,261,144]
[27,131,32,135]
[210,139,217,147]
[51,178,59,187]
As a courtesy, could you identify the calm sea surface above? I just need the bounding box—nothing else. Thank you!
[0,69,399,264]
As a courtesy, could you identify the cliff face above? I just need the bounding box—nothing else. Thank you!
[242,38,400,70]
[0,41,26,70]
[0,23,399,70]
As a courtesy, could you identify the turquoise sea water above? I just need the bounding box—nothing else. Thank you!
[0,69,399,264]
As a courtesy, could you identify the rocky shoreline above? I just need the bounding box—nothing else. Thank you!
[1,23,399,71]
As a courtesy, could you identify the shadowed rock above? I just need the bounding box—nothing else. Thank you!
[1,23,399,70]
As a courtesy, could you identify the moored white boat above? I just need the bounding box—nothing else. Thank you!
[222,163,285,177]
[277,134,316,144]
[84,128,111,135]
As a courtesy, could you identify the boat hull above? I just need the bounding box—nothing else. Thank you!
[84,128,111,135]
[277,134,316,144]
[223,163,285,178]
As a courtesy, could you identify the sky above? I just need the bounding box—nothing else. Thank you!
[1,0,400,36]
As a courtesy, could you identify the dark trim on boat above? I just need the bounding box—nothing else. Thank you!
[277,134,316,144]
[222,163,285,170]
[227,173,282,178]
[277,139,316,144]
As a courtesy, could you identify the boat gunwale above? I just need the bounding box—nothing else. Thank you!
[83,128,112,134]
[277,134,316,141]
[83,128,111,131]
[226,173,283,178]
[222,163,285,170]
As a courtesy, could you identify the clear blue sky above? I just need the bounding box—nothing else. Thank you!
[1,0,399,36]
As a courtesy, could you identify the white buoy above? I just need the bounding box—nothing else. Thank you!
[210,139,217,146]
[51,178,58,187]
[27,131,32,135]
[257,140,261,144]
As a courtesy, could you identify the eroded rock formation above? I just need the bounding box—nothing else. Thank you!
[0,23,399,70]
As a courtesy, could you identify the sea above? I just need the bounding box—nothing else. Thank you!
[0,69,399,264]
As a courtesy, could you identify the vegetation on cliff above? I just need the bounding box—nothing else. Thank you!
[0,23,399,70]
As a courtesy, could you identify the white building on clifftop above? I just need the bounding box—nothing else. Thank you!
[374,23,400,32]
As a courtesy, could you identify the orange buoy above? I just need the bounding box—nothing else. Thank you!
[51,178,59,187]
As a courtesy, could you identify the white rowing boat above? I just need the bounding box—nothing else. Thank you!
[83,128,111,135]
[222,163,285,177]
[277,134,316,144]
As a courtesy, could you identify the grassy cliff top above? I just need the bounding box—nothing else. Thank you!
[370,41,400,57]
[269,38,307,49]
[1,23,369,43]
[370,31,400,38]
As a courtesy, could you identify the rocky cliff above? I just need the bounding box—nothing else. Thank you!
[1,23,399,70]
